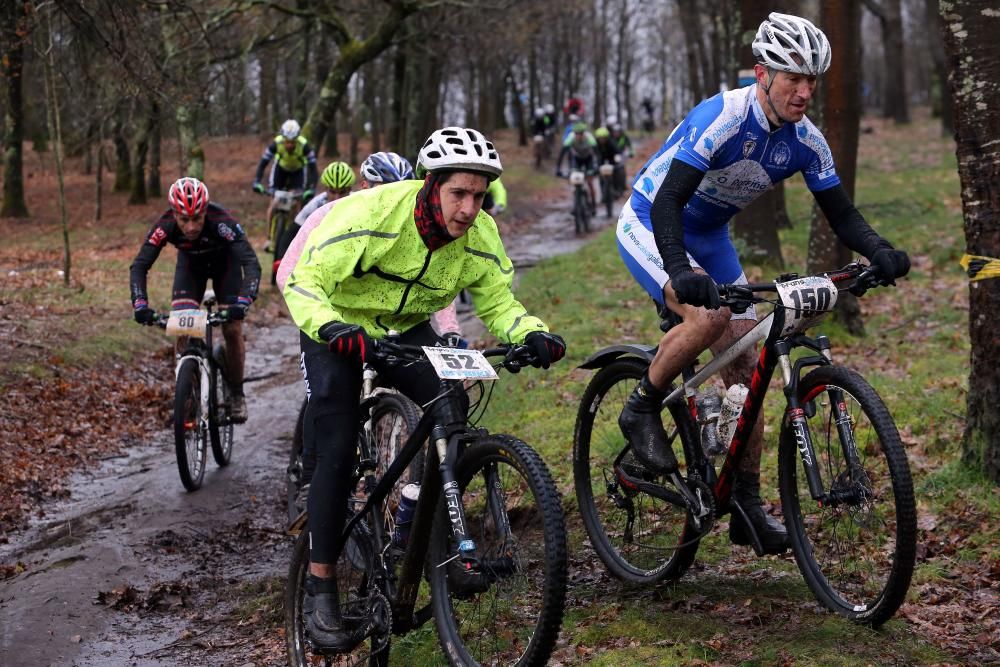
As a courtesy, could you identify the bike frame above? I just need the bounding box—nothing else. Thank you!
[333,354,514,634]
[585,267,870,524]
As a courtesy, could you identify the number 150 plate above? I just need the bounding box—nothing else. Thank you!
[422,347,498,381]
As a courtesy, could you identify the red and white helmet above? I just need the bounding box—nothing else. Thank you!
[168,177,209,217]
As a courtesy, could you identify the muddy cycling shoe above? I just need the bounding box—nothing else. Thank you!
[618,373,678,475]
[729,477,790,554]
[446,560,490,599]
[227,393,248,424]
[304,574,366,653]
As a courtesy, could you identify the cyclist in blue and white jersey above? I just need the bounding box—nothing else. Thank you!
[615,13,911,554]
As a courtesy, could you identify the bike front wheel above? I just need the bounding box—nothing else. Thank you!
[779,365,916,627]
[174,358,207,491]
[573,356,701,584]
[429,435,567,666]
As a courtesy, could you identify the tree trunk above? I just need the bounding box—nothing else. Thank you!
[1,0,29,218]
[940,0,1000,483]
[301,2,414,159]
[147,101,162,198]
[810,0,864,333]
[731,0,786,265]
[95,143,104,223]
[41,7,71,287]
[863,0,910,124]
[258,52,276,138]
[176,104,204,179]
[128,108,150,205]
[112,104,131,192]
[677,0,704,102]
[925,0,953,136]
[508,67,528,146]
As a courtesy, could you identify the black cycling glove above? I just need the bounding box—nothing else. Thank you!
[524,331,567,369]
[670,271,721,310]
[133,306,155,325]
[869,248,911,283]
[319,321,372,362]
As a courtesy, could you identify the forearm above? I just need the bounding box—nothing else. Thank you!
[813,185,891,258]
[650,160,704,276]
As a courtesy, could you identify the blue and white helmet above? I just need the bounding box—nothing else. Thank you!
[360,151,414,184]
[279,119,301,140]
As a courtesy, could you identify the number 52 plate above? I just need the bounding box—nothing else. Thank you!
[422,347,498,381]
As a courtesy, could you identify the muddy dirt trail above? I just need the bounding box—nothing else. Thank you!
[0,196,622,666]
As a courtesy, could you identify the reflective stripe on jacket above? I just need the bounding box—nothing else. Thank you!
[283,180,547,343]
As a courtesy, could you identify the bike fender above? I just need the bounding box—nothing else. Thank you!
[577,343,657,370]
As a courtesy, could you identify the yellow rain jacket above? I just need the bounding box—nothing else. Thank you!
[283,180,547,343]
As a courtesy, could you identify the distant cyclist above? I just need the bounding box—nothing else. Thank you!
[295,162,356,227]
[594,126,624,197]
[484,176,508,217]
[556,121,600,213]
[130,177,261,423]
[253,119,319,247]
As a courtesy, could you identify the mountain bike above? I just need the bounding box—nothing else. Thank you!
[152,292,235,491]
[598,162,616,218]
[285,339,568,665]
[256,188,301,285]
[565,169,593,235]
[573,262,916,627]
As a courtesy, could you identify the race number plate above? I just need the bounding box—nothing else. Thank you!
[165,309,208,338]
[422,347,498,381]
[273,190,296,212]
[569,170,586,185]
[775,275,838,334]
[598,164,615,177]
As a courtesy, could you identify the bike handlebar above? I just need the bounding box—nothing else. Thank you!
[715,261,890,312]
[370,338,540,374]
[148,310,231,328]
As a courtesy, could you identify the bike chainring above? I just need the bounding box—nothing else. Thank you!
[684,478,716,538]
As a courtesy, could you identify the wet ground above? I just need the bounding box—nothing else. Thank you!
[0,194,621,666]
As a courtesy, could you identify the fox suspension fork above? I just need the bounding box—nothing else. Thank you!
[432,425,480,571]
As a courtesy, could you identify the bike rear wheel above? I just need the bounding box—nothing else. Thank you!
[284,524,390,666]
[208,364,233,466]
[573,356,701,583]
[779,365,916,627]
[173,358,207,491]
[429,435,567,666]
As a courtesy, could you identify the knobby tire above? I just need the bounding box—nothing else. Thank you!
[573,357,701,583]
[778,365,916,627]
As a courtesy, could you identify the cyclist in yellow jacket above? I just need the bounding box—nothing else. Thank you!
[282,126,567,652]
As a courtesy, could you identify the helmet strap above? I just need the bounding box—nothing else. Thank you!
[761,68,793,128]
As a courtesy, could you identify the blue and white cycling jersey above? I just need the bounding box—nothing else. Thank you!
[630,84,839,228]
[618,84,840,302]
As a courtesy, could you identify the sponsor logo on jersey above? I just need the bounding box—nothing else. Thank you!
[742,134,757,158]
[218,223,235,241]
[769,141,791,167]
[149,227,167,247]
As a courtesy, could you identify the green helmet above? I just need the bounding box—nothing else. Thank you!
[321,162,356,190]
[572,121,588,133]
[594,126,610,139]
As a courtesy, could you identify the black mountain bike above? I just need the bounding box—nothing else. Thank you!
[573,262,916,627]
[598,162,616,218]
[153,293,235,491]
[256,188,301,285]
[285,339,568,665]
[565,169,593,235]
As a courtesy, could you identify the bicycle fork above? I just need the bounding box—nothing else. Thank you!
[776,338,863,504]
[432,425,480,573]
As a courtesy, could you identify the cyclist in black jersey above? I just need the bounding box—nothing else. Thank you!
[130,177,261,423]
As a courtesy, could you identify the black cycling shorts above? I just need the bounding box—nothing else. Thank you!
[570,154,597,174]
[270,166,307,191]
[171,250,242,309]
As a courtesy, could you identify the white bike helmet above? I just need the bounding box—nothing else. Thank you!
[544,103,555,115]
[416,127,502,181]
[752,12,831,76]
[280,119,301,140]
